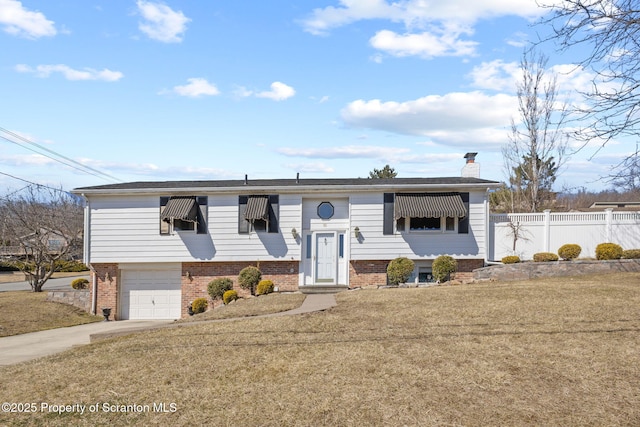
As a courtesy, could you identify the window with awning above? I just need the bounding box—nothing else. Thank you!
[161,197,198,223]
[238,195,279,234]
[383,192,470,234]
[160,196,208,235]
[244,195,270,221]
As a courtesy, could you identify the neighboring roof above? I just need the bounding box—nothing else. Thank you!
[73,177,501,196]
[394,192,467,219]
[589,201,640,209]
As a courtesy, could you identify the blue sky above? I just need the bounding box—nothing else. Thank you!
[0,0,629,193]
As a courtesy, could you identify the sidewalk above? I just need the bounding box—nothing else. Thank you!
[0,293,337,366]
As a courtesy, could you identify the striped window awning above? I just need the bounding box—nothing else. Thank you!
[161,196,198,222]
[394,193,467,220]
[244,195,270,221]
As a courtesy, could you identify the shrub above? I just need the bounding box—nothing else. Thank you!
[256,280,274,296]
[55,260,89,272]
[501,255,521,264]
[622,249,640,259]
[386,257,415,285]
[208,278,234,300]
[432,255,457,282]
[190,297,208,314]
[533,252,559,262]
[238,266,262,295]
[557,244,582,261]
[71,278,89,290]
[223,290,238,305]
[596,242,623,260]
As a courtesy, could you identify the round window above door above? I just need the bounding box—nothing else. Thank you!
[317,202,334,219]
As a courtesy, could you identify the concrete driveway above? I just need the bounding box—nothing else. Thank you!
[0,320,172,366]
[0,293,337,366]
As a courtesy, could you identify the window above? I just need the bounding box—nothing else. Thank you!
[238,195,279,234]
[317,202,334,219]
[418,267,434,283]
[160,196,208,235]
[407,216,457,232]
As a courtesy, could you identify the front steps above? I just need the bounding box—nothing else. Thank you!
[299,285,348,294]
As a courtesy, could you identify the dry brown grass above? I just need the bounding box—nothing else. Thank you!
[178,293,306,322]
[1,273,640,426]
[0,291,102,337]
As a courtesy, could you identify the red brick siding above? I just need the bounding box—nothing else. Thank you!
[349,260,389,288]
[90,263,119,319]
[349,258,485,287]
[181,261,299,317]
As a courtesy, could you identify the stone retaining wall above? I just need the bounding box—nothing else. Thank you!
[473,259,640,282]
[46,290,91,312]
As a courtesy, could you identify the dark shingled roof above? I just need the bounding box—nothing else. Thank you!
[74,177,500,193]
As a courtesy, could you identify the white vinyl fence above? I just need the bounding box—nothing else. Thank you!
[489,209,640,261]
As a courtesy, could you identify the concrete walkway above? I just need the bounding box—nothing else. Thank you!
[0,293,337,366]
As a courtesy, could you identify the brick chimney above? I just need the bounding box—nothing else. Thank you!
[461,152,480,178]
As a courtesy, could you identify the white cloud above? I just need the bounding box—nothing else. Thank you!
[256,82,296,101]
[168,78,220,97]
[0,153,53,166]
[15,64,123,81]
[278,145,410,159]
[370,28,478,58]
[236,82,296,101]
[0,0,56,38]
[300,1,550,59]
[301,0,545,35]
[136,0,190,43]
[341,91,516,144]
[468,60,520,91]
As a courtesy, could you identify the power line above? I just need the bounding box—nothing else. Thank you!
[0,171,74,197]
[0,127,122,183]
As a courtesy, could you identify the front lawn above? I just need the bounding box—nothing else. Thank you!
[1,273,639,426]
[0,292,102,337]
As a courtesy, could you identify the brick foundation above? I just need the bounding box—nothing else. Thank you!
[349,258,485,288]
[349,260,389,288]
[181,261,299,317]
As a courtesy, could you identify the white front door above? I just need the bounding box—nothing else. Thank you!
[315,232,336,283]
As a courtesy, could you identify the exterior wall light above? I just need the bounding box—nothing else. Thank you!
[291,228,299,239]
[354,226,361,238]
[104,272,112,283]
[186,271,193,282]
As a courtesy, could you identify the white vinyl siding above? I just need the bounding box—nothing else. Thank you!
[87,194,301,263]
[86,190,487,264]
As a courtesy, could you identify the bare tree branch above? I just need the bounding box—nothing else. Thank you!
[538,0,640,184]
[503,49,570,212]
[0,185,83,292]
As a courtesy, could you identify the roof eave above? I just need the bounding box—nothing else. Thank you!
[72,181,501,197]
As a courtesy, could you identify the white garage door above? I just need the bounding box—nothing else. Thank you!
[121,269,182,320]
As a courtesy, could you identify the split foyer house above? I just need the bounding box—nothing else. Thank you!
[73,153,500,320]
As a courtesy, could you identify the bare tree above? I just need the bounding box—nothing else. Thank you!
[503,49,569,212]
[539,0,640,183]
[0,185,83,292]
